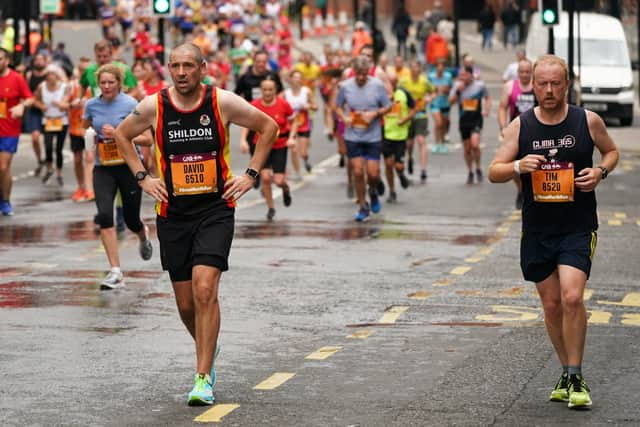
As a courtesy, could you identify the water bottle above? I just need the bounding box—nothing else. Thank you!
[84,126,96,150]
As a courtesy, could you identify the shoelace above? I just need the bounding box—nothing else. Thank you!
[570,376,589,392]
[555,374,569,389]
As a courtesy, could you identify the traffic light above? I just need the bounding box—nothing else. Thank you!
[152,0,172,16]
[539,0,561,26]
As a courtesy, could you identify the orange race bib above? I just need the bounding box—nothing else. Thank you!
[0,99,7,119]
[387,101,402,118]
[531,161,575,203]
[415,98,426,111]
[44,117,63,132]
[98,139,125,166]
[295,110,308,127]
[170,152,217,196]
[350,111,369,129]
[462,98,479,112]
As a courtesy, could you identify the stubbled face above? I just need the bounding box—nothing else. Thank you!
[355,69,368,87]
[518,61,532,86]
[168,49,205,96]
[253,53,269,75]
[533,63,568,112]
[260,80,276,102]
[95,48,113,66]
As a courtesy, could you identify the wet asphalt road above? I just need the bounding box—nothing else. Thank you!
[2,21,640,427]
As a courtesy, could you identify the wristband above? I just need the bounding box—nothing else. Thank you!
[514,160,521,175]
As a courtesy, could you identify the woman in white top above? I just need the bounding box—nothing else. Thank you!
[284,70,317,179]
[34,65,70,186]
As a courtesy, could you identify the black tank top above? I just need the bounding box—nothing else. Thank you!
[28,72,46,111]
[154,85,234,218]
[518,105,597,233]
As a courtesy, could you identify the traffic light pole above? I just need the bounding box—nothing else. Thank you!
[547,26,554,55]
[157,17,165,64]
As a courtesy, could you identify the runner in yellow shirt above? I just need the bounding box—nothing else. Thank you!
[399,60,435,183]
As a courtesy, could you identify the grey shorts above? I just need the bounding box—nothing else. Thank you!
[409,117,428,138]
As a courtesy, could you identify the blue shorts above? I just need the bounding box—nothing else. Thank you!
[345,140,381,161]
[24,109,43,133]
[0,136,19,153]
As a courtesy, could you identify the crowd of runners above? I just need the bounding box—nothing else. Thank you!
[0,0,620,414]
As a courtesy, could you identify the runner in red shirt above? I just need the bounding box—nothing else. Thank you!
[0,48,34,216]
[240,77,298,221]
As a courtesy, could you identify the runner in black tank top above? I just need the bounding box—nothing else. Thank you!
[114,44,278,407]
[488,55,619,410]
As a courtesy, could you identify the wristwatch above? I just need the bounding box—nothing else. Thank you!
[135,170,148,182]
[245,168,259,180]
[597,166,608,180]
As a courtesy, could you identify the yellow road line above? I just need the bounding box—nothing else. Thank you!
[588,311,612,324]
[432,278,453,287]
[614,212,627,219]
[450,266,471,276]
[478,247,493,256]
[347,330,375,339]
[305,346,342,360]
[621,314,640,326]
[464,257,483,263]
[584,289,594,301]
[194,404,240,423]
[597,292,640,307]
[253,373,296,390]
[408,291,432,300]
[607,219,622,226]
[378,306,409,324]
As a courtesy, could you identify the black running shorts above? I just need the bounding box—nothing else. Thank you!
[156,208,235,282]
[520,230,597,283]
[459,117,483,140]
[382,139,406,163]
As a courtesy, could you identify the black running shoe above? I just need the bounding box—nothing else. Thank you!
[282,185,292,207]
[339,155,345,168]
[476,168,483,183]
[407,158,414,175]
[266,207,275,221]
[399,174,410,189]
[305,161,312,173]
[467,172,474,185]
[420,170,427,183]
[377,179,385,196]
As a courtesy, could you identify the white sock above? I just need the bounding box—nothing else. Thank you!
[110,267,122,274]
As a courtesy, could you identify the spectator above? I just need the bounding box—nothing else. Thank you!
[425,28,449,69]
[478,6,496,50]
[358,0,374,32]
[51,42,74,78]
[352,21,372,58]
[501,0,520,49]
[429,0,446,29]
[391,2,412,59]
[416,11,433,65]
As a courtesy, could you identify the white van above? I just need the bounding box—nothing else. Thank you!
[526,12,634,126]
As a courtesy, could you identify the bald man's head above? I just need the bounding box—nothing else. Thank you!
[169,43,204,65]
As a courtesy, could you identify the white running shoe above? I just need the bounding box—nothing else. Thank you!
[100,270,124,290]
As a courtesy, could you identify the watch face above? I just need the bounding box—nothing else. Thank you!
[136,171,147,181]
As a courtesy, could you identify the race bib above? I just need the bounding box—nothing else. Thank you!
[98,139,125,166]
[387,102,402,118]
[415,98,426,111]
[462,98,479,112]
[0,99,7,119]
[170,152,217,196]
[531,161,575,203]
[350,111,369,129]
[251,87,261,100]
[295,110,308,127]
[44,117,63,132]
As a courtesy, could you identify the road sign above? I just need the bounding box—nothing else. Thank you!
[40,0,61,15]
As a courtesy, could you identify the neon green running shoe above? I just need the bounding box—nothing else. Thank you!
[549,372,569,402]
[568,374,592,409]
[187,373,214,406]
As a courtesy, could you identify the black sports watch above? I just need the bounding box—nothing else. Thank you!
[597,166,608,180]
[135,170,148,182]
[245,168,259,180]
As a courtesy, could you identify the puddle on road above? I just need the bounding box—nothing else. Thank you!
[235,220,492,244]
[0,271,167,309]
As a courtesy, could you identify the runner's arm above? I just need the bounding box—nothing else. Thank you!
[488,117,545,183]
[497,81,512,132]
[574,110,620,192]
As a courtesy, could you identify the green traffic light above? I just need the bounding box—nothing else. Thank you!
[542,9,557,24]
[155,0,170,13]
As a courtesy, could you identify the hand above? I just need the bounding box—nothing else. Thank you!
[239,139,250,154]
[287,136,296,147]
[397,116,409,126]
[361,110,378,124]
[482,109,489,117]
[517,154,547,174]
[8,103,25,119]
[139,176,168,203]
[342,115,353,127]
[102,124,115,139]
[575,167,601,192]
[222,174,255,202]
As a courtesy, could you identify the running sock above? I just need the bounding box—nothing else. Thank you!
[567,366,582,376]
[110,267,122,274]
[562,365,569,374]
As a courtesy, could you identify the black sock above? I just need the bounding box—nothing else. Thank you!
[567,366,582,376]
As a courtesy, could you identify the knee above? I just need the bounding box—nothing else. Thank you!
[542,296,562,318]
[562,291,584,311]
[352,167,365,178]
[192,281,218,306]
[95,212,114,229]
[273,175,284,186]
